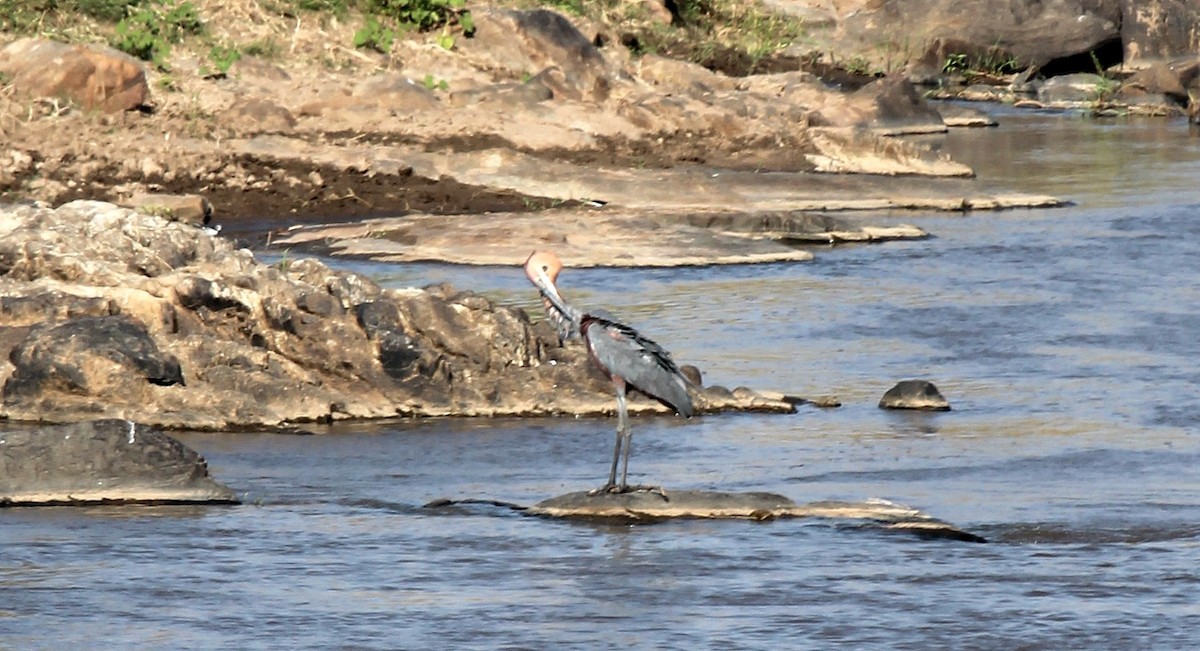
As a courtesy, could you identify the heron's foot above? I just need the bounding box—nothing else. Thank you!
[587,483,669,501]
[588,483,618,496]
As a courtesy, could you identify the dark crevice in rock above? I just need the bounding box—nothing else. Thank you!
[1039,37,1125,79]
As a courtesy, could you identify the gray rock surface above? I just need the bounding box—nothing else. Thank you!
[0,419,237,505]
[879,379,951,411]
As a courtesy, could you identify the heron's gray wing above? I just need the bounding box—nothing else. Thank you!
[583,317,694,417]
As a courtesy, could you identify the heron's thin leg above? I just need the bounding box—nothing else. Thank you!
[607,379,627,490]
[607,428,622,489]
[616,381,632,491]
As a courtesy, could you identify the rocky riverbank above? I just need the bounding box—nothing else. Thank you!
[0,1,1095,232]
[0,200,803,429]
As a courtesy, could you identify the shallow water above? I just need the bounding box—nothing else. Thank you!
[4,109,1200,649]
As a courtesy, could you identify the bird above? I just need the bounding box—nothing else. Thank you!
[524,250,695,494]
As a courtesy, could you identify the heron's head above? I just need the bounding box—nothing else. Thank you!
[524,250,563,288]
[524,249,570,312]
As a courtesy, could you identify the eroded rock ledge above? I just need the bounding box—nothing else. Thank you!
[0,200,796,430]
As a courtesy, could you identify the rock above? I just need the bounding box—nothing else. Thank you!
[1035,73,1108,104]
[1117,62,1190,105]
[879,379,951,411]
[463,8,613,102]
[0,149,35,191]
[842,1,1122,74]
[447,77,554,109]
[228,57,291,82]
[5,315,186,412]
[1120,0,1200,65]
[519,490,985,541]
[124,193,213,227]
[0,38,149,112]
[221,98,298,134]
[0,200,797,428]
[634,53,738,94]
[0,419,237,505]
[847,77,947,135]
[936,103,998,127]
[353,73,441,110]
[635,0,674,25]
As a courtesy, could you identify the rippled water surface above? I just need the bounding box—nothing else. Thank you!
[4,110,1200,649]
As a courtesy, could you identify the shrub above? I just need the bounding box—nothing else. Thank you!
[112,0,204,69]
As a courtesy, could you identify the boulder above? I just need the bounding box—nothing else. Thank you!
[879,379,951,411]
[0,38,149,112]
[0,200,797,429]
[1120,0,1200,65]
[0,419,237,505]
[840,0,1123,74]
[1116,61,1191,106]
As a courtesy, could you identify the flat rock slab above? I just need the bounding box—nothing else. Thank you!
[272,207,929,267]
[0,419,238,506]
[230,136,1064,215]
[431,489,985,542]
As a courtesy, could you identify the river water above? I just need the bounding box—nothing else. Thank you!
[3,109,1200,648]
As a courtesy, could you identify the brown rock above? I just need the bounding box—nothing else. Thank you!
[846,1,1121,74]
[221,97,298,134]
[634,53,738,94]
[124,193,214,227]
[353,73,441,110]
[0,38,148,112]
[1120,0,1200,65]
[847,76,947,134]
[1118,61,1190,104]
[463,8,613,102]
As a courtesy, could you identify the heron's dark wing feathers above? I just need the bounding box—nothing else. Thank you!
[582,316,694,417]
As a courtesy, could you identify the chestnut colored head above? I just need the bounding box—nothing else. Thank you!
[524,250,563,286]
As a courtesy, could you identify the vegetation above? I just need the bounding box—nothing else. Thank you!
[421,73,448,91]
[511,0,806,75]
[1,0,801,76]
[353,15,395,53]
[941,48,1022,80]
[112,0,203,69]
[2,0,476,61]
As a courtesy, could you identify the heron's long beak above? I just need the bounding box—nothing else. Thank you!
[530,267,572,317]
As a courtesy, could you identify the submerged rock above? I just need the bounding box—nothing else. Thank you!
[430,490,986,542]
[0,200,795,429]
[879,379,951,411]
[0,419,237,505]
